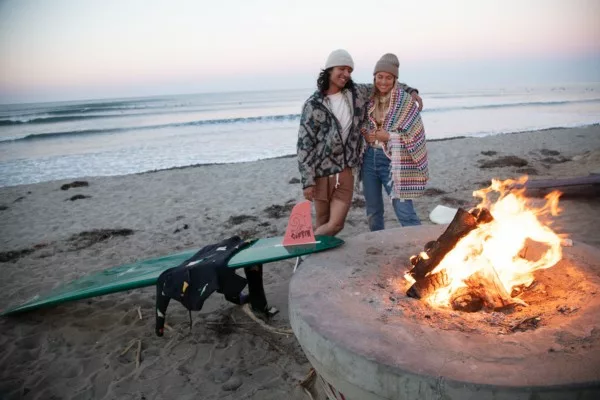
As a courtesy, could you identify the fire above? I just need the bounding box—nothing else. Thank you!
[413,177,564,309]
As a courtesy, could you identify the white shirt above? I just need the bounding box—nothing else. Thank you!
[326,91,352,144]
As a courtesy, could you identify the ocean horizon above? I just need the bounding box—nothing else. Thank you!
[1,82,599,188]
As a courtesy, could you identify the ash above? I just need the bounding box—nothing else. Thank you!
[352,249,599,339]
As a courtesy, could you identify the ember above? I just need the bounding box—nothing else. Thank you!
[406,177,564,311]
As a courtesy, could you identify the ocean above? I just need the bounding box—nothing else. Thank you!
[1,83,599,187]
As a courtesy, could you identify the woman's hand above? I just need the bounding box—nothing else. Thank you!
[366,131,377,143]
[375,129,390,142]
[362,128,377,144]
[303,186,315,201]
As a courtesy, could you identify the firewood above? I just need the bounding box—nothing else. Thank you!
[450,288,484,312]
[450,269,527,311]
[406,270,448,299]
[408,208,483,280]
[470,207,494,224]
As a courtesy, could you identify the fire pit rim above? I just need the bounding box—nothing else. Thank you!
[289,225,600,396]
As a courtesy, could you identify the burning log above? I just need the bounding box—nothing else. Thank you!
[406,270,448,299]
[408,208,490,281]
[470,207,494,224]
[450,269,526,312]
[407,208,494,299]
[404,177,564,312]
[450,289,484,312]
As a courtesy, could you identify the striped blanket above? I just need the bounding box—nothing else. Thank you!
[367,85,429,199]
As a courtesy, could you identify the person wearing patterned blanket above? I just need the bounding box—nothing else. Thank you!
[361,53,429,231]
[297,49,422,236]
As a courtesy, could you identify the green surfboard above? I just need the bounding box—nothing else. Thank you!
[1,235,343,316]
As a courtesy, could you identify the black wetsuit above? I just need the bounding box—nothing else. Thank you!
[155,236,268,336]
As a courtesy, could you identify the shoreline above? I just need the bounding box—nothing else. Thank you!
[2,124,599,252]
[0,124,599,399]
[2,123,599,189]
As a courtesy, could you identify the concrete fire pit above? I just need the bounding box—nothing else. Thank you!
[289,225,600,400]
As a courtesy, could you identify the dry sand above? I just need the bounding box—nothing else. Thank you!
[0,125,599,399]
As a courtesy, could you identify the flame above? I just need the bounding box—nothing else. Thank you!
[423,177,564,308]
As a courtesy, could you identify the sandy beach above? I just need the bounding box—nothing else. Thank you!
[1,124,599,399]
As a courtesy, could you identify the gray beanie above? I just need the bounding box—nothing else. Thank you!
[324,49,354,70]
[373,53,399,78]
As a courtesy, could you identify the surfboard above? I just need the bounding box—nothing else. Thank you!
[1,234,343,316]
[429,204,458,225]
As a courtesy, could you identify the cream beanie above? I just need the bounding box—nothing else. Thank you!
[373,53,399,78]
[324,49,354,70]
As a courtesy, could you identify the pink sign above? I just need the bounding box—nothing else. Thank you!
[282,201,316,246]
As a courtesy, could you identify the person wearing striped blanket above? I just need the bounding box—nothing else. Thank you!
[297,50,422,236]
[361,53,429,231]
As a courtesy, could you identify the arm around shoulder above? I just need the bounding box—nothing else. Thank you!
[396,82,423,110]
[397,81,418,94]
[353,83,373,104]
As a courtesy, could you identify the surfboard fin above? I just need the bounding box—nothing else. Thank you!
[283,201,317,246]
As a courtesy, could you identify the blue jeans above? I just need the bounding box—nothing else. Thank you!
[362,147,421,231]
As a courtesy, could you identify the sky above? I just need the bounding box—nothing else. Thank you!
[0,0,599,103]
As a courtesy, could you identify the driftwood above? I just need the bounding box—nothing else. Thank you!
[510,175,600,190]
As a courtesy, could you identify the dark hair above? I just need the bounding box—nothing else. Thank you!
[317,67,354,94]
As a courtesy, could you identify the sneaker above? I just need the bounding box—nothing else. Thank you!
[252,304,280,321]
[266,306,279,318]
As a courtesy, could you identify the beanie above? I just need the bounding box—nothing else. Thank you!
[325,49,354,70]
[373,53,399,78]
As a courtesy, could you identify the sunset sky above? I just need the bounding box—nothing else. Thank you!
[0,0,599,103]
